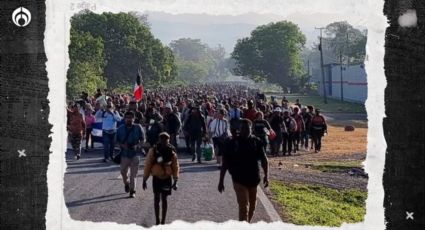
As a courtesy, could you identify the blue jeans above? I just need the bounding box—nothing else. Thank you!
[103,131,116,159]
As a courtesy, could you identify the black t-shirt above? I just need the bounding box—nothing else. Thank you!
[270,115,283,132]
[133,111,144,124]
[184,114,205,136]
[302,112,313,130]
[223,135,267,187]
[165,113,181,134]
[252,120,271,136]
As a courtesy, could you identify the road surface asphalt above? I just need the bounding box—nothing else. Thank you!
[64,147,278,227]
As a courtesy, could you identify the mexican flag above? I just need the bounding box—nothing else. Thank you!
[134,69,144,102]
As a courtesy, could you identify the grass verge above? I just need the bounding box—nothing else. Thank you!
[267,94,366,113]
[311,164,356,173]
[270,181,367,226]
[308,161,363,173]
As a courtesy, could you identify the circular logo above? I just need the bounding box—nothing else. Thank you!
[12,7,31,27]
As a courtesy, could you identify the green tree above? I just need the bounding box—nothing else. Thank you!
[324,21,367,64]
[206,45,229,81]
[175,57,208,83]
[67,62,106,99]
[301,22,367,90]
[170,38,209,62]
[69,10,177,89]
[231,21,306,91]
[67,28,106,98]
[170,38,229,83]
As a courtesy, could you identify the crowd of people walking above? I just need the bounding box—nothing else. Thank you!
[66,83,328,224]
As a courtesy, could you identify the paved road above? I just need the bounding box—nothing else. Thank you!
[64,147,278,227]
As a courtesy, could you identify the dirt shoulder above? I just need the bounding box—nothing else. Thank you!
[267,117,368,191]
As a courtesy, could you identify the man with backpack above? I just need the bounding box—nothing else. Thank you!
[116,111,145,198]
[311,109,328,153]
[218,118,269,222]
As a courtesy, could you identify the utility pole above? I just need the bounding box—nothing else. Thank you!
[315,27,327,104]
[340,50,344,101]
[346,33,350,65]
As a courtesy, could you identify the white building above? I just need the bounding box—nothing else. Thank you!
[312,63,367,103]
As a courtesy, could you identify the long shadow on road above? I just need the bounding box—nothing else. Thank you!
[64,148,276,226]
[66,193,127,207]
[180,164,220,173]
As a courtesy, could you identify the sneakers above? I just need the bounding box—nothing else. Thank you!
[192,155,196,162]
[76,154,81,160]
[129,190,136,198]
[124,183,130,193]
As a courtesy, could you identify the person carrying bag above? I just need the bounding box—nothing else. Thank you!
[208,109,230,167]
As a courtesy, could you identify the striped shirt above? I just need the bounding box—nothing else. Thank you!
[209,118,230,138]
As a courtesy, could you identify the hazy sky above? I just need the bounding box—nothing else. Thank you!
[146,11,367,54]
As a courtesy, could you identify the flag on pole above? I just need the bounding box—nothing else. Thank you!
[134,69,144,102]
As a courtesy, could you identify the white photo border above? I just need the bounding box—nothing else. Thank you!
[45,0,387,229]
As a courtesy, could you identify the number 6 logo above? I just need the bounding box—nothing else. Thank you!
[12,7,31,27]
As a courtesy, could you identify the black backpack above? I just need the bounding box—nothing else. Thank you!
[154,143,175,164]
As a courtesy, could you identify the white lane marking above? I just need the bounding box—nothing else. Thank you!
[257,187,282,222]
